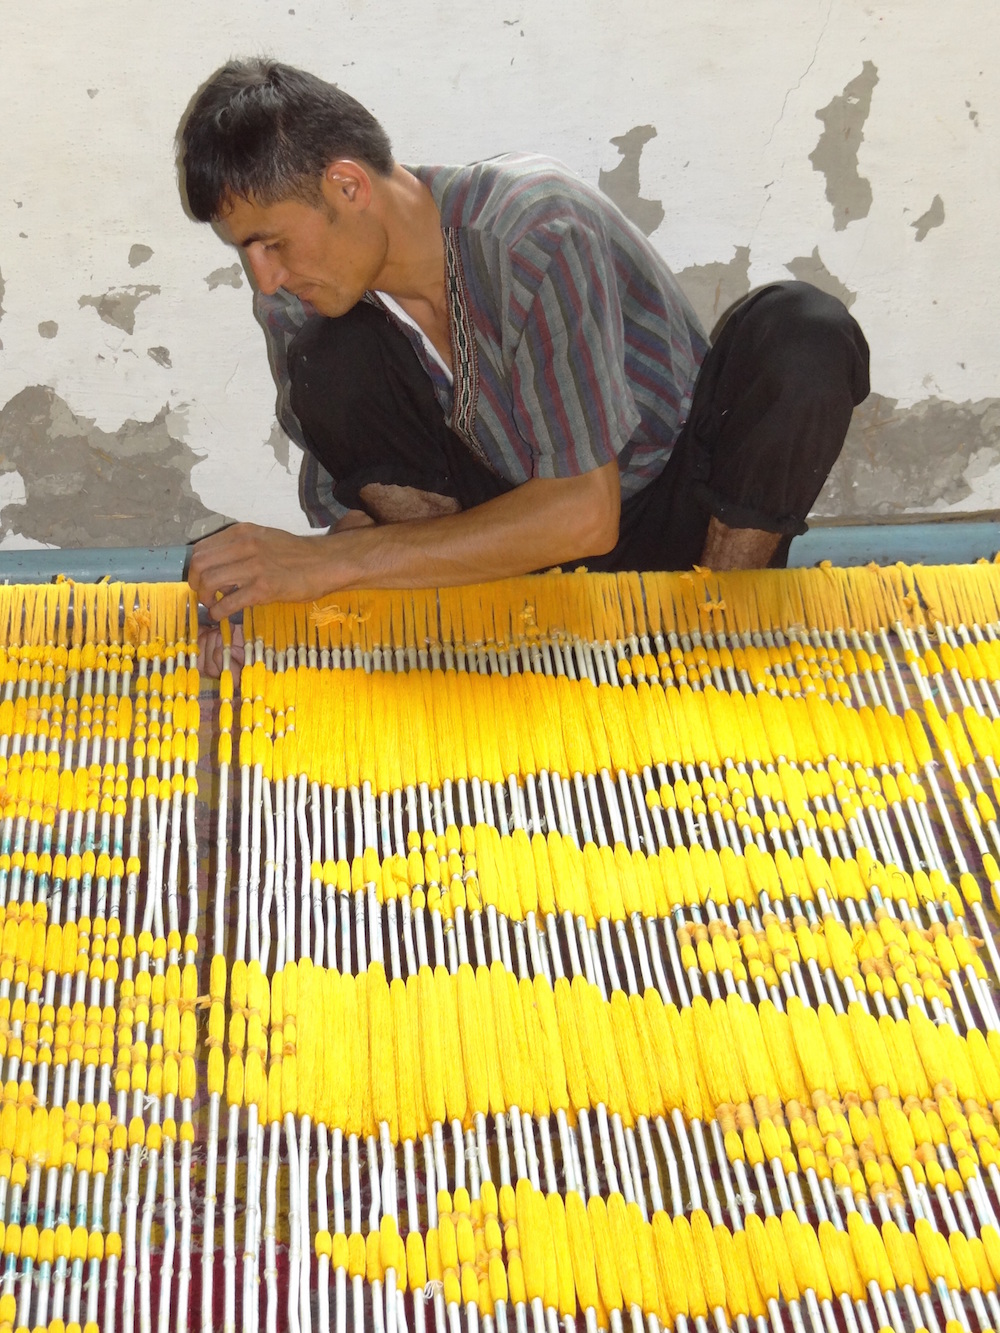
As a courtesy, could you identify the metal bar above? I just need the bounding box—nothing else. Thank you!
[0,545,188,583]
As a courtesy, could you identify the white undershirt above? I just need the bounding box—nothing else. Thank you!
[376,291,454,385]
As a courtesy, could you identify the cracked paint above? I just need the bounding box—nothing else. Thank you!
[598,126,665,237]
[78,286,160,335]
[265,422,292,473]
[815,392,1000,519]
[675,247,857,337]
[911,195,945,242]
[784,248,855,309]
[810,61,879,230]
[128,244,154,268]
[675,247,751,337]
[0,386,227,546]
[205,263,244,291]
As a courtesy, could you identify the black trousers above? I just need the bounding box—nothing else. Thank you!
[287,280,870,570]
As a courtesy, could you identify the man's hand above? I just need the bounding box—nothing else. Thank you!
[189,523,346,619]
[197,622,246,677]
[188,462,621,615]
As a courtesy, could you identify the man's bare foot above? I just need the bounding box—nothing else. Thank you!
[198,622,245,678]
[699,516,781,570]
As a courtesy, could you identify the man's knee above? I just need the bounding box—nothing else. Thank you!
[756,279,859,343]
[286,305,404,448]
[744,280,871,406]
[287,304,384,407]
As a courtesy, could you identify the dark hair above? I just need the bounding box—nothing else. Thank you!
[179,58,394,221]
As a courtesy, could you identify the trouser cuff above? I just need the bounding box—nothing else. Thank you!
[693,482,810,536]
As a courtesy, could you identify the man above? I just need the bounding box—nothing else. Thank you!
[182,59,870,623]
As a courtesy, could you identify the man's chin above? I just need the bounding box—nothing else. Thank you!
[300,292,360,319]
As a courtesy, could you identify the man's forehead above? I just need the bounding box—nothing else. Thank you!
[217,192,270,244]
[219,194,296,248]
[219,191,322,246]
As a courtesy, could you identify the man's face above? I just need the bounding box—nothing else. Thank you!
[221,173,387,316]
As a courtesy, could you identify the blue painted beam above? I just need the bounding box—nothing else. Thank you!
[0,546,188,583]
[788,521,1000,568]
[0,522,994,584]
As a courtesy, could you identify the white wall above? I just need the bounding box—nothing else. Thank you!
[0,0,997,548]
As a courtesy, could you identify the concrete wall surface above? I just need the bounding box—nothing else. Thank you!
[0,0,996,550]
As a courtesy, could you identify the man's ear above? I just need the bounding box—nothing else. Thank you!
[322,159,373,209]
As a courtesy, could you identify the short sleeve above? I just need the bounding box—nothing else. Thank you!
[509,217,642,479]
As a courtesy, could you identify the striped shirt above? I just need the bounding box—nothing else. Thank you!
[257,153,708,527]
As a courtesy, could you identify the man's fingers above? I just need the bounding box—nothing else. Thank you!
[205,582,254,622]
[189,523,343,611]
[228,623,247,671]
[190,544,246,584]
[197,625,225,678]
[191,569,246,614]
[198,621,247,676]
[188,523,260,603]
[191,546,274,614]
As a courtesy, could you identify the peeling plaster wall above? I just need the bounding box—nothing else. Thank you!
[0,0,998,549]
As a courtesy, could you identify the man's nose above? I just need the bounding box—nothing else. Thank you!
[247,245,288,296]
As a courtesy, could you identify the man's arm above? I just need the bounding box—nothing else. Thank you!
[333,508,377,532]
[189,459,620,618]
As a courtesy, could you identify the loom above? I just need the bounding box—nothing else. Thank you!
[0,564,999,1333]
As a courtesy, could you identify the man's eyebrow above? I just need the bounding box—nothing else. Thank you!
[235,231,273,248]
